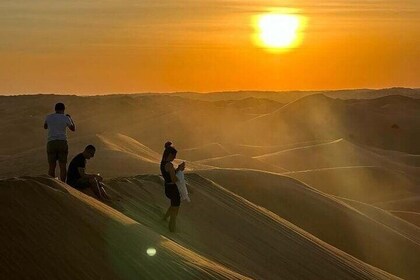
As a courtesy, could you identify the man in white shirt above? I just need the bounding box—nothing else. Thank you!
[44,103,76,181]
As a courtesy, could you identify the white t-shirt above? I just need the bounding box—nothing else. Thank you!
[45,113,73,142]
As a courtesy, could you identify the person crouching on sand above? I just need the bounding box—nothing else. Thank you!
[66,145,110,201]
[160,141,185,232]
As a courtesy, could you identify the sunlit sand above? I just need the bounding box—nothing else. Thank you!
[0,89,419,279]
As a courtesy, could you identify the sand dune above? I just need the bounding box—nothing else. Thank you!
[97,133,162,163]
[222,139,334,158]
[0,134,212,179]
[1,93,419,176]
[345,94,420,114]
[375,196,420,213]
[0,134,161,178]
[197,154,287,173]
[364,146,420,167]
[338,198,420,243]
[236,94,347,146]
[1,91,419,279]
[389,211,420,228]
[170,88,420,102]
[214,97,284,114]
[286,166,418,204]
[195,168,420,280]
[0,176,250,279]
[256,138,350,170]
[105,173,399,279]
[255,138,420,192]
[180,143,231,161]
[256,138,382,171]
[230,93,420,153]
[0,175,400,279]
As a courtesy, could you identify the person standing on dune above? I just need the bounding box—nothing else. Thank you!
[160,142,185,232]
[44,102,75,181]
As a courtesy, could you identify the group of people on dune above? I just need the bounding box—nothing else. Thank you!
[44,102,186,232]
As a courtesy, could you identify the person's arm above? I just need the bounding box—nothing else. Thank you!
[166,162,178,183]
[77,167,102,181]
[66,114,76,131]
[78,167,103,199]
[44,117,48,129]
[175,162,186,173]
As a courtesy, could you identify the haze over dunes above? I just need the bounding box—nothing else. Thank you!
[1,89,419,279]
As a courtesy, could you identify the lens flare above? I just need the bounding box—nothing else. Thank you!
[146,248,157,256]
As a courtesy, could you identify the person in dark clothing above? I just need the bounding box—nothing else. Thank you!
[67,145,109,201]
[161,141,185,232]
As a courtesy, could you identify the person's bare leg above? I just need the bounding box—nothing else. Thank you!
[163,206,172,221]
[59,162,67,182]
[98,183,110,200]
[89,178,102,200]
[48,162,56,178]
[169,207,179,232]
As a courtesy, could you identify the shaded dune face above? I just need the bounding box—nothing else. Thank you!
[0,176,250,280]
[0,176,400,280]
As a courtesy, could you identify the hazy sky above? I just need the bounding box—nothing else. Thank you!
[1,0,419,94]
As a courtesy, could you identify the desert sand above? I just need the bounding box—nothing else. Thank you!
[0,89,419,279]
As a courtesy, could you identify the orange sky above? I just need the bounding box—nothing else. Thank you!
[0,0,419,94]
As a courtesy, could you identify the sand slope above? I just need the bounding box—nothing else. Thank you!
[0,92,419,279]
[196,168,420,280]
[255,138,417,172]
[1,93,419,179]
[388,211,420,228]
[0,175,400,279]
[180,143,231,161]
[285,166,418,204]
[0,176,253,280]
[106,173,400,280]
[196,154,287,173]
[0,133,213,179]
[232,94,420,153]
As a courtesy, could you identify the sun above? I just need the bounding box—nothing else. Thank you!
[254,12,305,51]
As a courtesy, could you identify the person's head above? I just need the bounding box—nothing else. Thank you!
[55,103,65,113]
[83,145,96,159]
[161,141,177,162]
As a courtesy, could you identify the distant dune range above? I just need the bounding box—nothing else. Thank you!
[0,88,419,279]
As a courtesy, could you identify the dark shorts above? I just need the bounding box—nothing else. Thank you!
[47,140,68,164]
[68,178,91,190]
[165,184,180,207]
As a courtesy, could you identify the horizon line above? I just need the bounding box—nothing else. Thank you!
[0,87,419,97]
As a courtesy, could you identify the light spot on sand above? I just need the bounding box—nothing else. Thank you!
[147,248,157,256]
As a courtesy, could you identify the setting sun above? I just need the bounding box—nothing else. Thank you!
[255,13,304,51]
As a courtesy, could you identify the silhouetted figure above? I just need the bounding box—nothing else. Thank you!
[161,142,185,232]
[44,103,75,181]
[67,145,110,201]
